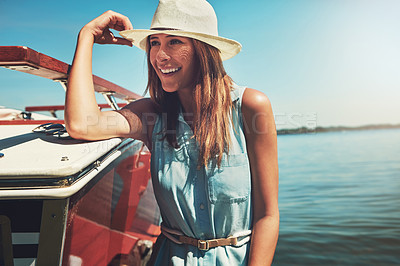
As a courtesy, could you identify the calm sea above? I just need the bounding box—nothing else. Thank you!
[274,128,400,265]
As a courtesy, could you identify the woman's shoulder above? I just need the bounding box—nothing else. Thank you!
[117,97,160,133]
[122,97,159,114]
[241,88,272,115]
[241,88,276,140]
[124,97,156,110]
[118,97,160,150]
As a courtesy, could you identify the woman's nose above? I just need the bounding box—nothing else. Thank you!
[156,47,170,62]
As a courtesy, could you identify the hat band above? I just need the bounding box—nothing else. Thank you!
[150,27,180,31]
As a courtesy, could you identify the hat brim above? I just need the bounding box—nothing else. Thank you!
[120,29,241,61]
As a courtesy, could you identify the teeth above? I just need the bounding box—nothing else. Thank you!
[160,67,180,74]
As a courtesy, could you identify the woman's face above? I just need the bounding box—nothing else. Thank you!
[149,34,197,93]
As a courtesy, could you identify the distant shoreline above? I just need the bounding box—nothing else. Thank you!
[277,124,400,135]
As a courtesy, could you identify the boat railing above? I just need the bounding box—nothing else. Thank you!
[0,46,141,116]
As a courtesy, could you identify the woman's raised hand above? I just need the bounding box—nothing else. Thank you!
[81,10,133,47]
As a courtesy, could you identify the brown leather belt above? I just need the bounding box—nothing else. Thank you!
[178,235,238,251]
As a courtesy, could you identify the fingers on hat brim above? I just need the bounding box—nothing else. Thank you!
[113,37,133,46]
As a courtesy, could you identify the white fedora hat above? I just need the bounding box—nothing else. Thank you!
[120,0,242,61]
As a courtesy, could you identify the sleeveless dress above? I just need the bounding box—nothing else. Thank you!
[150,84,252,265]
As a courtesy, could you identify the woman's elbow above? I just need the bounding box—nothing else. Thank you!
[64,110,103,140]
[65,115,100,140]
[65,122,86,140]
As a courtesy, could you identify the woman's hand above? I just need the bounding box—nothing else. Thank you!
[81,10,133,46]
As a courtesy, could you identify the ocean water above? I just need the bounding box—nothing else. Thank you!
[274,129,400,265]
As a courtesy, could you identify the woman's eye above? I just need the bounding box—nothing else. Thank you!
[150,40,160,47]
[170,39,183,45]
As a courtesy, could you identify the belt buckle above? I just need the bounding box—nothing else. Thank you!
[198,240,209,251]
[228,235,238,246]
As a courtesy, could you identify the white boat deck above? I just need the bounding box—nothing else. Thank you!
[0,124,122,178]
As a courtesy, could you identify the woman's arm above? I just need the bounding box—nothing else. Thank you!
[242,88,279,265]
[65,11,152,143]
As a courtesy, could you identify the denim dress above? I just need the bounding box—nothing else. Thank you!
[150,85,252,265]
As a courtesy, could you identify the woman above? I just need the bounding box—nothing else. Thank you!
[65,0,279,265]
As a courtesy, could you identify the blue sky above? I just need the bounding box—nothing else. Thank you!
[1,0,399,129]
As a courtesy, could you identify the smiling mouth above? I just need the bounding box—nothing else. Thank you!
[160,67,181,74]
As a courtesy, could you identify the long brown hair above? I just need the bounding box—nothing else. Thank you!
[146,38,233,167]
